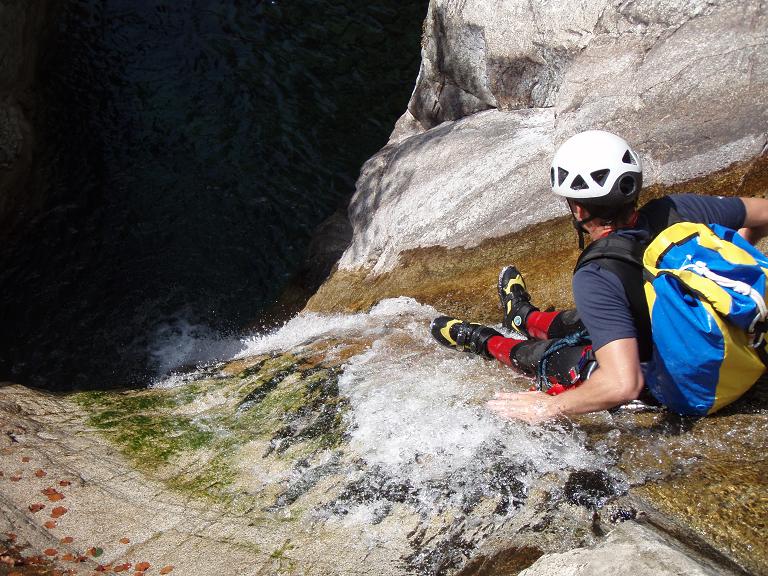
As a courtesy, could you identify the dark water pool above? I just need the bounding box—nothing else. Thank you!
[0,0,426,390]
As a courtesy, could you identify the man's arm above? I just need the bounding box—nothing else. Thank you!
[739,197,768,244]
[486,338,644,423]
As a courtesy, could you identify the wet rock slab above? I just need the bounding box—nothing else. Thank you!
[0,299,765,575]
[516,522,730,576]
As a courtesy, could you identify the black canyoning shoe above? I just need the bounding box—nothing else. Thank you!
[430,316,501,359]
[498,265,538,337]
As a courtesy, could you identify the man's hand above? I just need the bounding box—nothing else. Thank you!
[486,390,559,424]
[487,338,645,423]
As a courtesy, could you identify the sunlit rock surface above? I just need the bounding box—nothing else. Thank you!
[517,522,725,576]
[338,0,767,275]
[0,299,594,574]
[340,108,561,274]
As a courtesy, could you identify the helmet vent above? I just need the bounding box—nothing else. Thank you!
[550,167,555,186]
[618,174,637,195]
[590,169,610,187]
[558,167,569,186]
[622,149,636,165]
[570,175,589,190]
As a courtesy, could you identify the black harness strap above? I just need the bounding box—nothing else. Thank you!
[572,198,682,363]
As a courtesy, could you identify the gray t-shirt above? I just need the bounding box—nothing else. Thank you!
[572,194,747,352]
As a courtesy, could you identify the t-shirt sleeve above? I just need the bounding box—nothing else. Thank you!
[669,194,746,229]
[572,264,638,352]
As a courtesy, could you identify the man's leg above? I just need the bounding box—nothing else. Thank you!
[486,334,595,393]
[431,316,595,393]
[522,308,584,340]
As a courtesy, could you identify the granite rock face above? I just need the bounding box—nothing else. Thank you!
[340,108,561,273]
[517,522,726,576]
[308,6,768,571]
[338,0,767,273]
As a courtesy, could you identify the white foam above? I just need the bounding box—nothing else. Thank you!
[233,298,602,509]
[337,313,597,499]
[236,297,437,358]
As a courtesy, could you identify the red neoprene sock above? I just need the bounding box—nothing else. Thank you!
[525,310,560,340]
[486,335,525,366]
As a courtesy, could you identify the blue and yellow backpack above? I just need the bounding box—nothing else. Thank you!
[575,201,768,415]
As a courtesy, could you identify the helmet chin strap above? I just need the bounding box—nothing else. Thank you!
[568,205,598,250]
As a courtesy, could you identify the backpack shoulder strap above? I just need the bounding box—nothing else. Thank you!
[574,235,644,272]
[574,236,653,361]
[638,197,683,237]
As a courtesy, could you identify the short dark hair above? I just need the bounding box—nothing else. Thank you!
[572,200,637,227]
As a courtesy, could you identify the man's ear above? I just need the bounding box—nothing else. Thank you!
[571,201,590,221]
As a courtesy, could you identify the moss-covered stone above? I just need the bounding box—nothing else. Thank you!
[71,351,350,510]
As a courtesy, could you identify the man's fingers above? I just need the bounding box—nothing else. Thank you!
[492,390,539,399]
[486,390,554,424]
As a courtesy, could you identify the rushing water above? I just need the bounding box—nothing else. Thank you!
[236,298,601,496]
[141,297,641,571]
[0,0,425,389]
[229,300,619,535]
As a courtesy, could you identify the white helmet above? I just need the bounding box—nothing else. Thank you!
[550,130,642,206]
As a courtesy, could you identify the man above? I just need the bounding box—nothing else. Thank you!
[430,130,768,423]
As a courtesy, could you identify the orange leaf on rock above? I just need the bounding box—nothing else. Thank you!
[44,548,58,556]
[60,536,74,544]
[61,553,75,562]
[59,480,71,487]
[114,563,132,573]
[51,506,68,518]
[159,566,174,574]
[29,503,45,513]
[42,487,65,501]
[119,537,130,544]
[21,456,30,463]
[35,469,47,478]
[10,475,21,482]
[44,520,57,529]
[135,561,151,571]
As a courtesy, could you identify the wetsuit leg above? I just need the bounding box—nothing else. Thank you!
[487,335,595,390]
[525,309,585,340]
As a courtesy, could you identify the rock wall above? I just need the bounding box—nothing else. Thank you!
[309,0,768,316]
[0,1,50,234]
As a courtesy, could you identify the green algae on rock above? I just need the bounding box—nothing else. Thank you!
[70,352,349,508]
